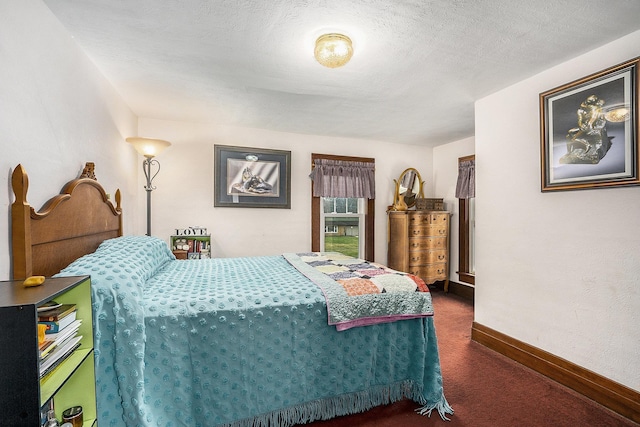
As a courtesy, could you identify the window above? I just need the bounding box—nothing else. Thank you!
[324,225,338,234]
[311,154,375,260]
[457,155,475,285]
[320,197,366,258]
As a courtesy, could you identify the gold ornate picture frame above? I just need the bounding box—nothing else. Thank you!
[540,57,639,191]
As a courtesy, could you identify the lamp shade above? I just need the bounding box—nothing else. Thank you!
[126,137,171,158]
[314,33,353,68]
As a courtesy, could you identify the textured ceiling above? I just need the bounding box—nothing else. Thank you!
[43,0,640,146]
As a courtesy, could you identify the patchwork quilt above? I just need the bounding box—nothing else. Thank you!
[283,252,434,330]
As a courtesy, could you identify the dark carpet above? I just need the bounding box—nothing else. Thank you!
[301,290,636,427]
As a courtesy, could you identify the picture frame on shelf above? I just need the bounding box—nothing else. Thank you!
[214,145,291,208]
[539,57,639,192]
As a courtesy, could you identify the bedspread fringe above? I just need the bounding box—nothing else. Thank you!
[416,391,454,421]
[222,380,452,427]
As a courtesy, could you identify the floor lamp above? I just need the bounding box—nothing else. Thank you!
[126,137,171,236]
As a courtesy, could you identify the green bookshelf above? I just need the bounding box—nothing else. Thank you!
[0,276,97,426]
[171,233,211,259]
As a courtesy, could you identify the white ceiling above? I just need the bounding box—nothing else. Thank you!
[43,0,640,147]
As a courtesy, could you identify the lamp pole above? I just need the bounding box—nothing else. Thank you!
[126,136,171,236]
[142,156,161,236]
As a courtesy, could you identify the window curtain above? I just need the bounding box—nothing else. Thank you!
[310,159,375,199]
[455,159,475,199]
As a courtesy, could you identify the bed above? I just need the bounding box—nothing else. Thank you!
[11,163,452,427]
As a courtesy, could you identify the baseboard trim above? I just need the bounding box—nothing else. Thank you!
[471,322,640,424]
[431,280,474,301]
[446,280,474,301]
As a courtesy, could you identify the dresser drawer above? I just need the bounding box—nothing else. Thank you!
[408,250,448,265]
[408,213,431,226]
[429,213,449,226]
[408,264,448,281]
[408,212,449,226]
[409,224,448,237]
[409,236,447,250]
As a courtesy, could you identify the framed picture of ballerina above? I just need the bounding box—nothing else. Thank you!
[214,145,291,208]
[539,57,639,192]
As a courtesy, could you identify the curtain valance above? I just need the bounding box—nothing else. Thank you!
[455,159,475,199]
[310,159,375,199]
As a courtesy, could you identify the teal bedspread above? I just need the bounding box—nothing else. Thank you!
[57,236,452,427]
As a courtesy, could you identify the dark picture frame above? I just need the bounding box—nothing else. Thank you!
[540,57,639,192]
[214,145,291,208]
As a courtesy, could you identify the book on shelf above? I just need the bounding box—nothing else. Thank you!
[44,319,82,343]
[37,300,62,313]
[40,331,80,365]
[38,339,56,357]
[195,239,209,252]
[37,303,76,321]
[39,310,77,334]
[39,335,82,378]
[39,319,82,359]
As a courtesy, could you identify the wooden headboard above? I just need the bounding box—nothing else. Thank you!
[11,163,123,280]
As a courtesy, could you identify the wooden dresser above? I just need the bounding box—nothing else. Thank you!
[387,210,451,291]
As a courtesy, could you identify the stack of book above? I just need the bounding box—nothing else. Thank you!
[37,302,82,378]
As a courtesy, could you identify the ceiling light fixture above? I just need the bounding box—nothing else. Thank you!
[314,33,353,68]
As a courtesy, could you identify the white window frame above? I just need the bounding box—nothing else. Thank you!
[469,197,476,274]
[319,197,366,257]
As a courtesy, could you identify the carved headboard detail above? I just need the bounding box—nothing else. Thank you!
[80,162,97,180]
[11,163,123,279]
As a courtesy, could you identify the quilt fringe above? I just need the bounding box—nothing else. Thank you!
[222,381,453,427]
[416,391,454,421]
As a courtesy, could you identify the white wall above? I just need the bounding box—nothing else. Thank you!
[138,118,433,264]
[0,0,139,280]
[433,137,475,284]
[475,31,640,391]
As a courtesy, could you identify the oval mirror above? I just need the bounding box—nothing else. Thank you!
[393,168,424,210]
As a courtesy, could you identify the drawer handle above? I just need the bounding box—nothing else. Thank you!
[412,230,421,235]
[438,255,445,260]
